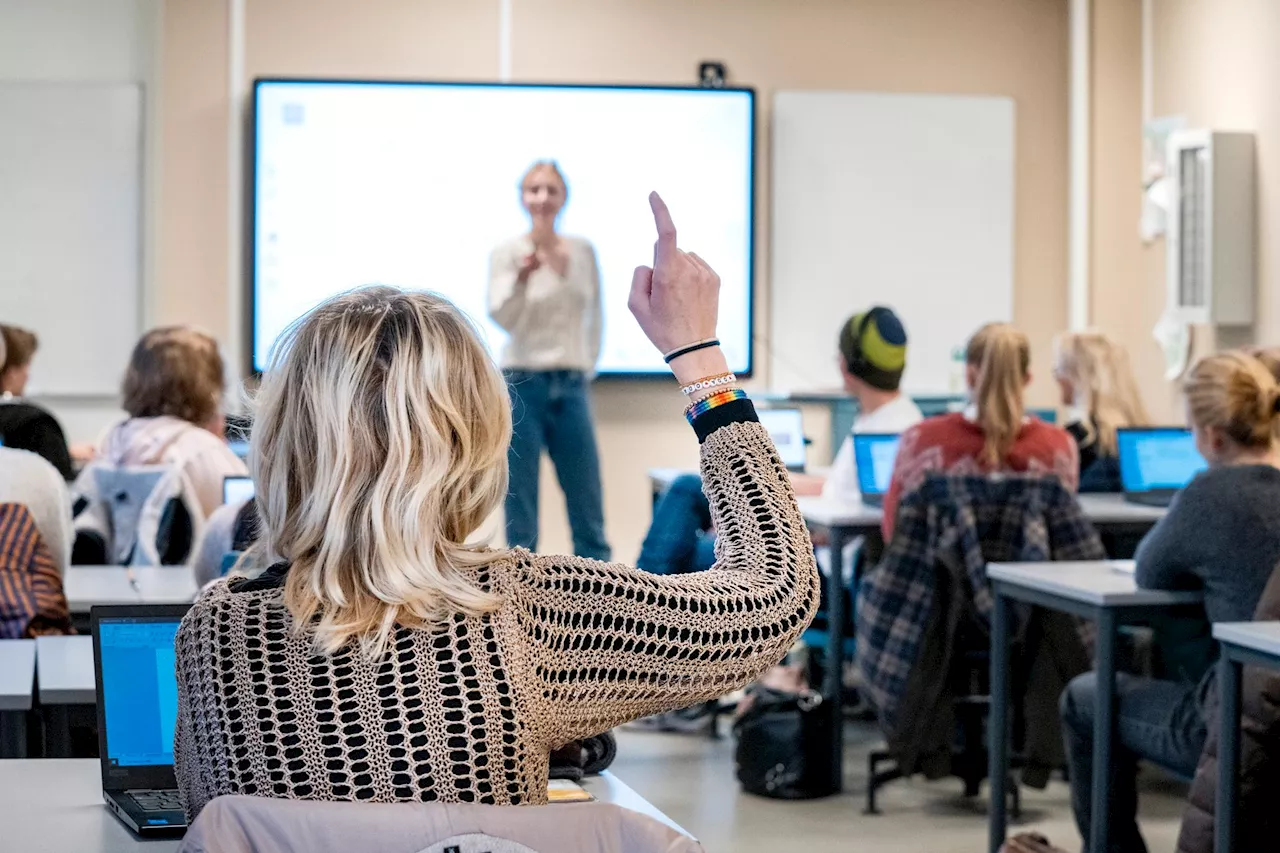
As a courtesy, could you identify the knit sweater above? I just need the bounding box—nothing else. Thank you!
[173,414,820,819]
[881,413,1079,540]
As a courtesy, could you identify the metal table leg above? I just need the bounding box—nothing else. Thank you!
[988,588,1011,853]
[1091,609,1117,853]
[823,525,850,794]
[1216,652,1242,853]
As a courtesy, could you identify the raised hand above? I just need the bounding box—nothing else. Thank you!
[627,192,720,356]
[516,252,542,284]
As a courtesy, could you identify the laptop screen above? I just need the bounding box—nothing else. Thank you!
[1117,428,1207,492]
[99,616,182,768]
[223,475,256,505]
[758,408,806,470]
[853,433,901,496]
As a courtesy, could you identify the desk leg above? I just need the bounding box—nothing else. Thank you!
[44,705,72,758]
[1091,610,1117,853]
[823,525,849,794]
[0,710,27,758]
[989,589,1011,853]
[1216,653,1241,853]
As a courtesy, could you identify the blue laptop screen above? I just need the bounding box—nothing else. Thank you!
[99,618,181,768]
[1117,429,1207,492]
[853,434,900,496]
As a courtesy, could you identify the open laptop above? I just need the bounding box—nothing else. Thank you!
[1116,427,1207,507]
[758,408,807,473]
[92,604,191,836]
[853,433,901,507]
[222,475,255,505]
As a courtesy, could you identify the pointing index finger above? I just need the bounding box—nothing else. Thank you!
[649,191,677,261]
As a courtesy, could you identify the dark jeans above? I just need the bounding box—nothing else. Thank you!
[504,369,610,561]
[637,474,717,575]
[1060,672,1207,853]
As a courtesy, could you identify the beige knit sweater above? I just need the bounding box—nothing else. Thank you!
[173,419,819,818]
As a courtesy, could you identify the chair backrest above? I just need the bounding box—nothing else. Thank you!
[75,462,199,566]
[177,795,703,853]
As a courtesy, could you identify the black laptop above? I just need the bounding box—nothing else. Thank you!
[91,604,191,836]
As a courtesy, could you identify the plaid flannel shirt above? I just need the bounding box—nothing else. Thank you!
[0,502,72,638]
[855,473,1103,733]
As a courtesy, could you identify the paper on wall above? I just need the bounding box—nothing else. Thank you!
[1152,312,1193,381]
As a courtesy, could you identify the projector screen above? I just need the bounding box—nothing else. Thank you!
[250,80,756,375]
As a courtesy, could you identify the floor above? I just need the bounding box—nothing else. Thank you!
[610,720,1188,852]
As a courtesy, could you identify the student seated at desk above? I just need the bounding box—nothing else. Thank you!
[172,197,819,818]
[1053,330,1150,493]
[882,323,1077,540]
[72,328,248,565]
[636,305,923,577]
[1057,351,1280,853]
[0,324,76,480]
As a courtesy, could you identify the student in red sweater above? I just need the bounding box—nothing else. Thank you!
[881,323,1078,540]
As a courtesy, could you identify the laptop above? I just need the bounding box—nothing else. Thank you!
[1028,407,1059,425]
[758,408,807,473]
[222,475,255,505]
[853,433,901,507]
[1116,427,1208,507]
[92,604,192,835]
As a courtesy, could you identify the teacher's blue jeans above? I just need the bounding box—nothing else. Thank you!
[504,370,610,561]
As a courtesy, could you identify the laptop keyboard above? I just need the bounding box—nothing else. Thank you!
[126,789,183,812]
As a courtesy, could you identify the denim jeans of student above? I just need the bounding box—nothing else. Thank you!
[1059,672,1207,853]
[636,473,717,575]
[504,369,610,561]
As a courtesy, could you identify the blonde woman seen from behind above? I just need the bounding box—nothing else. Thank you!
[172,194,821,820]
[881,323,1078,540]
[1057,351,1280,853]
[1053,330,1151,492]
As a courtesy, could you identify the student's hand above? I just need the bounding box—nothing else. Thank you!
[1001,834,1065,853]
[629,193,720,369]
[69,443,97,464]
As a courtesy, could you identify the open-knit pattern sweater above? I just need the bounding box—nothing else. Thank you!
[173,411,820,819]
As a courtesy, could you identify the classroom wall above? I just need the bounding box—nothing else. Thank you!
[0,0,160,441]
[149,0,1072,560]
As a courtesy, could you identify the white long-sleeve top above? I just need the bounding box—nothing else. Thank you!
[488,234,602,373]
[0,447,72,575]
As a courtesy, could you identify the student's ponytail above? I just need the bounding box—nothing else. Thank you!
[966,323,1031,467]
[1185,351,1280,449]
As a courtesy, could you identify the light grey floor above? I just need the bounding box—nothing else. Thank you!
[611,720,1188,852]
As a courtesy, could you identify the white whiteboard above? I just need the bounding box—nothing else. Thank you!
[0,82,142,396]
[769,91,1014,394]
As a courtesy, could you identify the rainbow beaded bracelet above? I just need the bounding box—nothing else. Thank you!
[685,388,747,424]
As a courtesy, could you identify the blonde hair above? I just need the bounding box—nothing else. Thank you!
[1185,351,1280,450]
[251,286,511,659]
[1053,330,1150,456]
[966,323,1031,467]
[520,160,568,200]
[1244,347,1280,383]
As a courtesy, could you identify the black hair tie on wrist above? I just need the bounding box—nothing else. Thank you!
[663,339,720,364]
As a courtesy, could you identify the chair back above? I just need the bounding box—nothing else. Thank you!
[177,794,703,853]
[74,462,200,566]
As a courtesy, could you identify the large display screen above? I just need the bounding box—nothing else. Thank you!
[251,80,756,375]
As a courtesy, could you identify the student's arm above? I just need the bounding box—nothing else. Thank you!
[821,434,858,502]
[488,243,532,332]
[183,443,249,520]
[512,408,820,746]
[1134,481,1204,591]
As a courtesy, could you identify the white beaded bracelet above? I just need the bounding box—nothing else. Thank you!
[680,372,737,397]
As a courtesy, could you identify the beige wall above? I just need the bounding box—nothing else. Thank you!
[157,0,1070,560]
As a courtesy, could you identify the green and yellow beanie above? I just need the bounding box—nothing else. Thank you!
[838,307,908,391]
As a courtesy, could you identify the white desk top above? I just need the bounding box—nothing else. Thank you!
[988,560,1205,608]
[796,495,883,529]
[0,761,688,852]
[1213,621,1280,657]
[0,639,36,711]
[1075,493,1168,524]
[64,566,198,614]
[35,635,95,704]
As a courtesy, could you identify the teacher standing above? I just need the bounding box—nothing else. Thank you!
[488,161,610,560]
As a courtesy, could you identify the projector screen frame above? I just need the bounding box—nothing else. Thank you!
[245,76,758,380]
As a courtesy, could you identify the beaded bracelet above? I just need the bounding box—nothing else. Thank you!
[685,388,747,424]
[679,372,736,397]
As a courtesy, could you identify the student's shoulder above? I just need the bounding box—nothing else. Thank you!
[0,401,62,432]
